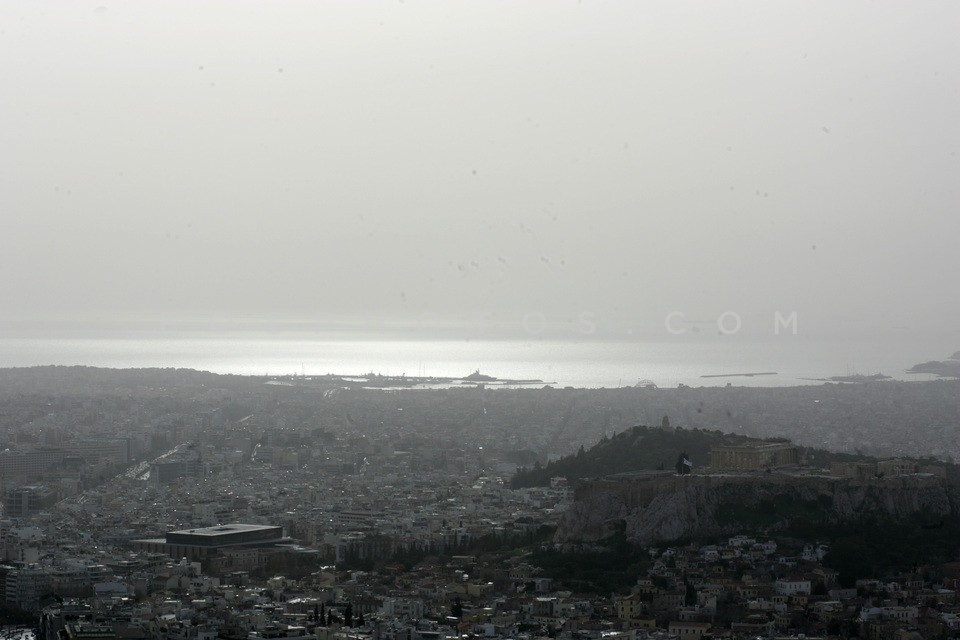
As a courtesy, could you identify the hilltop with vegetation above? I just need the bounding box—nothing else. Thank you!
[539,424,960,582]
[510,422,869,488]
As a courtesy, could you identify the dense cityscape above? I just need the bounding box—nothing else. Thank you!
[5,0,960,638]
[2,368,960,640]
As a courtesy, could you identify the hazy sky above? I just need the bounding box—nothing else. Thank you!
[2,1,959,341]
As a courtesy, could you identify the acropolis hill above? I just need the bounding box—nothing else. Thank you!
[555,468,953,546]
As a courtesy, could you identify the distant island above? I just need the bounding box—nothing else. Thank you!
[700,371,777,378]
[907,351,960,378]
[800,373,893,383]
[463,369,497,382]
[309,369,552,388]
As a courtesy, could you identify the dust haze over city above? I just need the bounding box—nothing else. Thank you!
[2,1,960,637]
[3,1,960,343]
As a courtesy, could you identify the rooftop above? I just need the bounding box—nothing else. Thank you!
[168,524,279,538]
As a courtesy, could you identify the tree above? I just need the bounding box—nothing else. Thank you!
[661,416,670,429]
[344,603,354,627]
[357,612,365,627]
[824,537,873,588]
[452,597,464,619]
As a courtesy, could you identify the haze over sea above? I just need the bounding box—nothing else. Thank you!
[0,333,954,389]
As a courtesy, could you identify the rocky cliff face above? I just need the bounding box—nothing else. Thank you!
[555,471,953,545]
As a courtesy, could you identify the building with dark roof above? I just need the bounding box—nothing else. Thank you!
[133,523,286,561]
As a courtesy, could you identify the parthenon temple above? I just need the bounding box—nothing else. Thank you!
[709,441,799,471]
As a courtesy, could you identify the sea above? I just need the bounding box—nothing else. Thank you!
[0,334,955,389]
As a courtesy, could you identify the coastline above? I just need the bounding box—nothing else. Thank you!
[0,336,954,390]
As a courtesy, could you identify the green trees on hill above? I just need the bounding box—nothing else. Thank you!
[510,425,758,488]
[821,518,960,587]
[531,530,651,593]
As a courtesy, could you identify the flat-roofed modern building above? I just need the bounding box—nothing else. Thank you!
[74,439,130,465]
[167,523,283,546]
[4,485,58,518]
[0,448,66,481]
[133,523,286,561]
[151,460,200,486]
